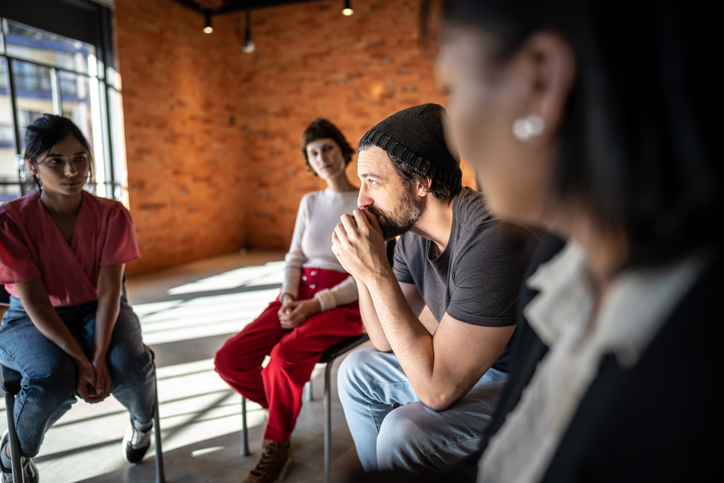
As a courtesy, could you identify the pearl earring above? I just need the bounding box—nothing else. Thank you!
[513,114,545,140]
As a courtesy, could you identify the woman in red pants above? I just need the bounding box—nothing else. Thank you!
[214,118,363,483]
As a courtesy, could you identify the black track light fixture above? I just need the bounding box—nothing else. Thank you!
[242,10,256,53]
[203,12,213,34]
[342,0,354,16]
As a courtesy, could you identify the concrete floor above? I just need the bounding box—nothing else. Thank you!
[1,250,368,482]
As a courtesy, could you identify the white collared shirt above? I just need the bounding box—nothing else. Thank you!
[478,242,708,483]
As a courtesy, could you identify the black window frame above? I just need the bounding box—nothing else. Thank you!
[0,0,125,201]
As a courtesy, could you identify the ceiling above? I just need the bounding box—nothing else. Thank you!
[170,0,327,16]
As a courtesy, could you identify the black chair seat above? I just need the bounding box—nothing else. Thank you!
[319,334,369,363]
[1,365,21,395]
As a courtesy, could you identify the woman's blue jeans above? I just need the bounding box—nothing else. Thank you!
[0,294,155,457]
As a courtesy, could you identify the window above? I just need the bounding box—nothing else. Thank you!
[0,0,128,204]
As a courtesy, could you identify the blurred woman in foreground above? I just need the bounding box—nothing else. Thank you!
[424,0,723,481]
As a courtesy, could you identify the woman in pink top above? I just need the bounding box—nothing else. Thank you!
[0,115,155,483]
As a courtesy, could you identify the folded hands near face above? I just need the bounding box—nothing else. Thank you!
[332,208,389,286]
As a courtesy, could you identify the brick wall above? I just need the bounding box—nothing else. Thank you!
[115,0,476,275]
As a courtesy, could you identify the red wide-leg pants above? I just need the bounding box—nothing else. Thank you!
[214,267,363,443]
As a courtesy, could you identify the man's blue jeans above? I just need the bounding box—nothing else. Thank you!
[338,348,508,474]
[0,295,155,457]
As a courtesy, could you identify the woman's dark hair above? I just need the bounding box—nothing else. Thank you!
[23,114,94,191]
[301,118,355,175]
[424,0,724,267]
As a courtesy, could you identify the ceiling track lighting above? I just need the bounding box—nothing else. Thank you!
[203,12,213,34]
[242,10,256,54]
[342,0,354,16]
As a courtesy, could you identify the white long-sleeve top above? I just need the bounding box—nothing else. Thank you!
[281,189,359,311]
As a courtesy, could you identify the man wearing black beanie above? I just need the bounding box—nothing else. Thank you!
[332,103,541,474]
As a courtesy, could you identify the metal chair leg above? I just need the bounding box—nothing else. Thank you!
[241,397,250,456]
[323,362,333,483]
[153,369,166,483]
[305,380,313,401]
[4,391,24,483]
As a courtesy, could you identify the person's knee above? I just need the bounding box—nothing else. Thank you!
[215,336,259,384]
[377,405,429,471]
[107,340,152,379]
[378,402,481,473]
[213,340,233,376]
[27,358,77,402]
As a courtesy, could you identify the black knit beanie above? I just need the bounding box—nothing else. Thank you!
[359,103,462,191]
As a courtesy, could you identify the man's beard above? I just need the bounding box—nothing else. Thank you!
[368,184,422,241]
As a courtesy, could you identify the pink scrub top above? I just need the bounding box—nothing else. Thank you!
[0,191,141,307]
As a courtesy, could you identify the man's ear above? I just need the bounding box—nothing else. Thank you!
[417,177,433,197]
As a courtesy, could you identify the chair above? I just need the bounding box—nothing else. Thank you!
[0,289,166,483]
[239,238,394,482]
[1,351,166,483]
[240,333,369,483]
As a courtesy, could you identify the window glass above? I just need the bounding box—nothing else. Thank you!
[11,59,55,149]
[0,57,20,201]
[3,19,95,75]
[108,86,128,203]
[0,11,126,204]
[59,71,92,143]
[60,70,107,196]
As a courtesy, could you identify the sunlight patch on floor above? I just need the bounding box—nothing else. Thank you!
[167,261,285,295]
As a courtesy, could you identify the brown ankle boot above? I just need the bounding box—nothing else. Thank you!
[243,439,293,483]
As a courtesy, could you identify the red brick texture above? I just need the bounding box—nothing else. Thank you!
[115,0,476,275]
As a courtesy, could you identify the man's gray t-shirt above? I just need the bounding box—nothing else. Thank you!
[393,187,540,371]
